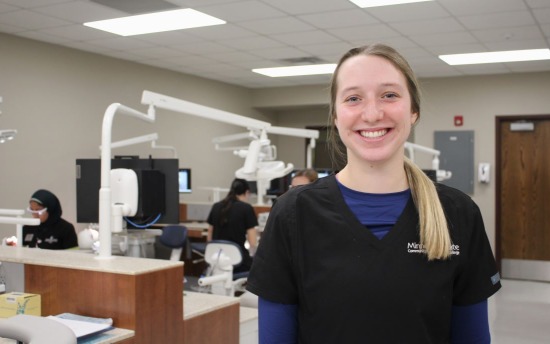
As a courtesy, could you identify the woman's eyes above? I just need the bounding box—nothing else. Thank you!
[382,92,399,99]
[345,96,361,103]
[344,93,398,103]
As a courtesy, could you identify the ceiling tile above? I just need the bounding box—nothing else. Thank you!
[270,30,342,46]
[363,2,449,23]
[390,17,464,35]
[261,0,355,15]
[410,31,478,47]
[237,16,315,35]
[472,26,545,44]
[438,0,527,16]
[533,8,550,24]
[0,9,68,30]
[0,0,548,89]
[328,24,401,41]
[458,11,536,30]
[297,10,379,29]
[40,24,115,41]
[218,35,285,50]
[197,1,286,22]
[0,0,69,7]
[31,1,124,23]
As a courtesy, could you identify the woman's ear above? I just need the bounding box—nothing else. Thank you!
[411,112,419,125]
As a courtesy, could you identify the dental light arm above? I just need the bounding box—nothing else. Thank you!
[141,91,320,205]
[267,126,319,168]
[404,142,452,182]
[0,209,40,245]
[141,91,271,131]
[142,91,283,204]
[103,133,177,158]
[98,103,155,259]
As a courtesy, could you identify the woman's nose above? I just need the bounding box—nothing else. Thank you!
[361,101,383,122]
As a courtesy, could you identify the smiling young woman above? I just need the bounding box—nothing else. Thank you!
[247,43,501,344]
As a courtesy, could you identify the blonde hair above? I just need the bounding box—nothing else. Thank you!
[329,43,451,260]
[404,158,452,260]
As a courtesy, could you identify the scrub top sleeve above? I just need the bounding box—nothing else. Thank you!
[245,204,259,228]
[206,203,215,226]
[453,203,501,305]
[247,199,298,304]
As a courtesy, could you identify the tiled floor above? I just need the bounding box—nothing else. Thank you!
[490,279,550,343]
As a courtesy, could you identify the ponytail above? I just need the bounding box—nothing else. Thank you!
[220,179,250,225]
[404,157,452,260]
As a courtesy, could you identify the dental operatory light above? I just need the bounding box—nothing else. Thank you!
[252,64,336,77]
[349,0,433,8]
[83,8,226,36]
[439,49,550,65]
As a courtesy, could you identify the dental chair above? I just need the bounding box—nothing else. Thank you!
[157,225,188,261]
[197,240,249,297]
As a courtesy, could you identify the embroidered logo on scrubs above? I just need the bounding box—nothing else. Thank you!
[407,242,460,255]
[491,272,501,285]
[44,236,58,244]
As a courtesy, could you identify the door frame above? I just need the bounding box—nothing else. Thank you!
[495,114,550,273]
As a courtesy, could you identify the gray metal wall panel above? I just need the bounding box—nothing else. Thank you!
[434,130,474,194]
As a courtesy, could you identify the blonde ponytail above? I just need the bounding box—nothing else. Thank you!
[404,157,452,260]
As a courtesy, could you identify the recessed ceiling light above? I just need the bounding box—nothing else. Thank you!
[252,64,337,77]
[83,8,225,36]
[439,49,550,65]
[349,0,433,8]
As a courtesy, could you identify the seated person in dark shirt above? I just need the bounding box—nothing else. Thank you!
[23,189,78,250]
[207,179,258,273]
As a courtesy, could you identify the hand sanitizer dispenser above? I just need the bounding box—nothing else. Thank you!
[478,163,490,184]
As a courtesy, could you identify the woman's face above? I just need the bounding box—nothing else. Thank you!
[334,55,418,167]
[28,200,49,223]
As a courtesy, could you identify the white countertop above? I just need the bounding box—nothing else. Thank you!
[0,246,182,275]
[183,291,240,319]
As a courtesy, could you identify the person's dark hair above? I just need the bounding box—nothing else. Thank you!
[220,178,250,225]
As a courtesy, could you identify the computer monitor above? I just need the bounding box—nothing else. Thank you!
[316,169,332,179]
[75,157,179,226]
[178,168,192,193]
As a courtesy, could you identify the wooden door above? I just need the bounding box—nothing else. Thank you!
[497,115,550,281]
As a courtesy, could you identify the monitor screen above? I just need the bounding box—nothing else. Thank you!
[290,169,333,179]
[178,168,191,193]
[76,157,179,226]
[316,169,332,179]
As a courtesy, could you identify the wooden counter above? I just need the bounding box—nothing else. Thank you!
[0,246,184,344]
[183,292,239,344]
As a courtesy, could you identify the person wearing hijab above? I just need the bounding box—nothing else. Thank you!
[22,189,78,249]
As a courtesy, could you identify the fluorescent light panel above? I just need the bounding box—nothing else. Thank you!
[252,64,337,77]
[84,8,225,36]
[349,0,433,8]
[439,49,550,65]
